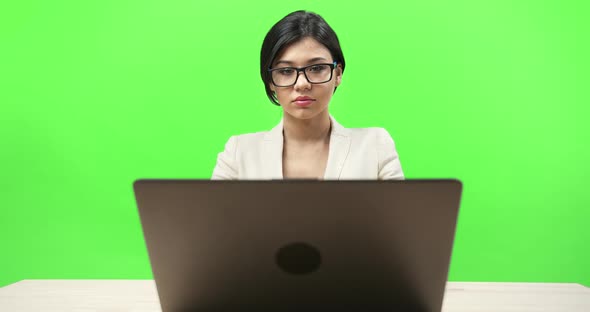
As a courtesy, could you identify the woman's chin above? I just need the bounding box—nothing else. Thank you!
[283,105,329,120]
[285,109,318,120]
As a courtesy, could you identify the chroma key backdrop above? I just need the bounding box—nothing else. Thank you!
[1,0,588,287]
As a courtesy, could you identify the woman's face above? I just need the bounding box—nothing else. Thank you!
[270,37,342,120]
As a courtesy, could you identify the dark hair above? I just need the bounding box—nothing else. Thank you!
[260,10,346,106]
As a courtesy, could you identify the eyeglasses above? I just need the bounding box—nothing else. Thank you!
[268,62,337,87]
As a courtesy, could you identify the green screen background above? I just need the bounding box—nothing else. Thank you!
[1,0,588,287]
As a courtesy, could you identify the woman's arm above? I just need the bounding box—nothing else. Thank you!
[211,136,239,180]
[377,128,405,180]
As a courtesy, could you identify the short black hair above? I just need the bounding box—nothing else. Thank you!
[260,10,346,106]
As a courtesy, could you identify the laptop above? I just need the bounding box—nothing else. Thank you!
[133,179,462,311]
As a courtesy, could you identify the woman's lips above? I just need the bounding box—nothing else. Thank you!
[294,97,315,107]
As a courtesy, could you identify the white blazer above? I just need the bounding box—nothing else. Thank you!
[212,116,404,180]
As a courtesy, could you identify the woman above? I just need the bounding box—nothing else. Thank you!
[212,10,404,180]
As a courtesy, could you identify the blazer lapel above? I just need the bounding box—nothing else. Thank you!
[262,120,284,179]
[324,116,351,180]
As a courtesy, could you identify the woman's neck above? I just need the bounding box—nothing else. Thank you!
[282,111,332,143]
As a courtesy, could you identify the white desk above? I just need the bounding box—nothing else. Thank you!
[1,280,589,311]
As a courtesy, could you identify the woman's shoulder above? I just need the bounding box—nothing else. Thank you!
[222,129,276,149]
[331,117,392,140]
[341,126,394,141]
[232,130,269,140]
[346,126,390,133]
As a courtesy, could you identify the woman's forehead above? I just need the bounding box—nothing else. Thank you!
[274,37,332,65]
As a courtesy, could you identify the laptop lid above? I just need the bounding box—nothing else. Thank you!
[133,179,462,311]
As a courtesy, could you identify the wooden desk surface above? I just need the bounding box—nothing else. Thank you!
[0,280,589,311]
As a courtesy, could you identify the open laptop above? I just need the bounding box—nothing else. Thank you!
[133,179,462,311]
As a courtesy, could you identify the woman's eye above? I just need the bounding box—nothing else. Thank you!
[278,69,295,75]
[309,65,326,72]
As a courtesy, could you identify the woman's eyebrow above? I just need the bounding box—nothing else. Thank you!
[275,57,328,66]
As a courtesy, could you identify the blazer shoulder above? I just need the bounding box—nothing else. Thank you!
[346,126,393,141]
[231,130,269,145]
[225,130,275,156]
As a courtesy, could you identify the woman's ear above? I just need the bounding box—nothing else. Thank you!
[335,64,343,87]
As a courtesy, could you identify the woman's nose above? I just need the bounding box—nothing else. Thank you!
[293,71,311,90]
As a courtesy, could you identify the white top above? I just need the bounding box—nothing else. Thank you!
[211,116,404,180]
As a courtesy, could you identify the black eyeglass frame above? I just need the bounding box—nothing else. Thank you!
[268,62,338,87]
